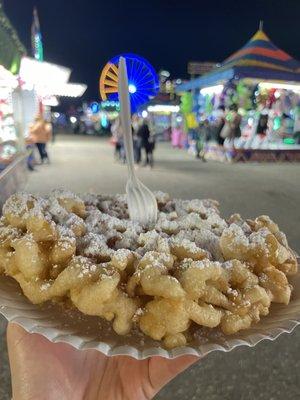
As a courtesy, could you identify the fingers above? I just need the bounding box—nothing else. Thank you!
[7,323,92,400]
[7,323,32,400]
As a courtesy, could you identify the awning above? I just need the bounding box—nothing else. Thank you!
[19,57,87,98]
[20,57,71,86]
[39,83,87,98]
[0,65,18,88]
[176,68,235,91]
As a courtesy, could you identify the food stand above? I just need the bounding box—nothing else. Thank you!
[141,94,181,142]
[176,28,300,162]
[0,3,87,208]
[0,67,19,170]
[0,3,27,207]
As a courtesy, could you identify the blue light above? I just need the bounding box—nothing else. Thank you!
[129,84,137,94]
[107,53,159,113]
[91,102,99,114]
[101,114,109,128]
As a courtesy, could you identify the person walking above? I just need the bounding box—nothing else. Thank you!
[171,126,184,148]
[220,104,242,146]
[132,114,142,164]
[111,117,124,162]
[214,105,226,145]
[146,134,155,167]
[29,116,52,164]
[24,135,36,171]
[195,120,209,161]
[137,118,154,167]
[229,104,242,140]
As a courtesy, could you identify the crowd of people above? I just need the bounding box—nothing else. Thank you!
[180,104,300,159]
[172,104,242,160]
[111,115,155,168]
[198,105,242,154]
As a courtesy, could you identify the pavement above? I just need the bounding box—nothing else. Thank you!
[1,134,300,399]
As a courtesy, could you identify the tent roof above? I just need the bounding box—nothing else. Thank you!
[222,29,300,72]
[176,29,300,92]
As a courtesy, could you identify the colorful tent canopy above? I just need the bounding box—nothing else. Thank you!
[222,29,300,73]
[177,29,300,92]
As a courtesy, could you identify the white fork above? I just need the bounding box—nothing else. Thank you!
[118,56,158,226]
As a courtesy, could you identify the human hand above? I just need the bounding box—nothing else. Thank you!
[7,323,200,400]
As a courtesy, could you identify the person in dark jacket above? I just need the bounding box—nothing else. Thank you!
[215,105,226,145]
[137,119,154,167]
[256,114,269,137]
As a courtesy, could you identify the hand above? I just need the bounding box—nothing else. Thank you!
[7,323,200,400]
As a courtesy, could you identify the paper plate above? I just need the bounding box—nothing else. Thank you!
[0,273,299,360]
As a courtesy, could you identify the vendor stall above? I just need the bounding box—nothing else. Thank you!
[176,27,300,162]
[0,67,19,170]
[141,94,181,142]
[0,4,87,207]
[0,3,27,207]
[19,56,87,112]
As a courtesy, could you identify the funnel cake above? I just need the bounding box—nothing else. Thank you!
[0,190,297,348]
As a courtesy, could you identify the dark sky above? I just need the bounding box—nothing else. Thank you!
[3,0,300,101]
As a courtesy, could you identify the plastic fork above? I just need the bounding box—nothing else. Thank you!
[118,56,158,226]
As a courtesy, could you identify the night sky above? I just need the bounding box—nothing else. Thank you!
[3,0,300,101]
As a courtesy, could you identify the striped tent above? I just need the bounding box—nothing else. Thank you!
[222,29,300,73]
[176,28,300,92]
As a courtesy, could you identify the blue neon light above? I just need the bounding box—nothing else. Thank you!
[107,53,159,113]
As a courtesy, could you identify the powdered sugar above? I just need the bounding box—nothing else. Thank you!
[226,224,249,250]
[2,190,286,270]
[40,282,51,291]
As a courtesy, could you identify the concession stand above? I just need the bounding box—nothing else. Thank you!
[176,27,300,162]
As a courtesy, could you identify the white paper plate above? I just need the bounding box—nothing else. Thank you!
[0,273,300,360]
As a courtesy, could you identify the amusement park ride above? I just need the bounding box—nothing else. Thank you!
[99,53,159,112]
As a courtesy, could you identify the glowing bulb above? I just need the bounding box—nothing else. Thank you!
[142,110,148,118]
[128,84,137,94]
[248,117,254,126]
[101,114,108,128]
[70,116,77,124]
[274,90,281,99]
